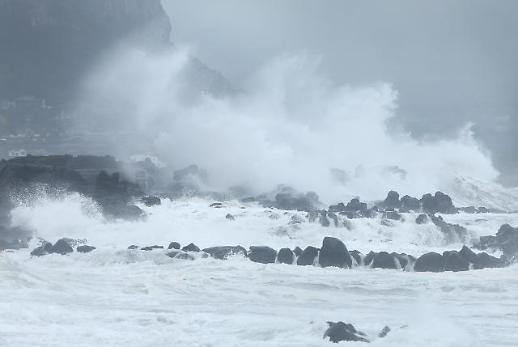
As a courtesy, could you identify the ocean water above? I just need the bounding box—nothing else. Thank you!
[1,194,517,346]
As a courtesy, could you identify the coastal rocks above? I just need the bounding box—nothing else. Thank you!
[318,237,352,268]
[400,195,420,211]
[77,245,96,253]
[277,248,295,264]
[202,246,247,260]
[182,243,201,252]
[478,224,518,258]
[30,242,53,256]
[323,321,370,343]
[382,191,401,210]
[371,252,398,269]
[443,251,469,272]
[414,252,444,272]
[421,191,457,214]
[141,245,164,251]
[248,246,277,264]
[50,239,74,255]
[297,246,319,266]
[168,242,181,250]
[273,189,320,212]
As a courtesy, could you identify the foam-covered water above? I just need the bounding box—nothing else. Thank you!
[1,194,518,346]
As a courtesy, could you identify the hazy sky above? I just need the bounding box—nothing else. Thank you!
[163,0,518,185]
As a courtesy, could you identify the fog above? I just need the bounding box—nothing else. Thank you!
[163,0,518,185]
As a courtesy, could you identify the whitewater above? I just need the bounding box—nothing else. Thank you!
[1,194,518,346]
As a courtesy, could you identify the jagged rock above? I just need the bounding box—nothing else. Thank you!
[421,192,457,214]
[496,224,518,257]
[50,239,74,255]
[297,246,319,266]
[202,246,247,260]
[323,321,369,343]
[371,252,397,269]
[168,242,181,250]
[474,252,506,269]
[443,251,469,272]
[364,251,376,266]
[414,252,444,272]
[77,245,96,253]
[30,242,53,256]
[225,213,235,221]
[349,250,363,266]
[383,211,402,221]
[141,196,161,207]
[293,246,303,257]
[383,191,401,209]
[401,195,420,211]
[319,237,352,268]
[416,214,428,224]
[182,243,200,252]
[248,246,277,264]
[277,248,295,264]
[459,245,478,263]
[141,245,163,251]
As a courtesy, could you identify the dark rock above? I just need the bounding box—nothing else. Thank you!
[421,191,457,214]
[182,243,200,252]
[443,251,469,272]
[141,245,163,251]
[371,252,397,269]
[414,252,444,272]
[209,202,223,208]
[496,224,518,257]
[30,242,53,256]
[349,250,363,266]
[345,198,367,212]
[168,242,181,250]
[323,321,369,343]
[273,189,320,212]
[202,246,247,260]
[319,211,330,227]
[277,248,295,264]
[329,203,346,213]
[293,246,303,257]
[249,246,277,264]
[77,245,96,253]
[430,215,467,241]
[383,211,402,221]
[128,245,139,250]
[141,196,161,207]
[416,214,429,224]
[392,252,410,269]
[297,246,319,266]
[225,213,235,221]
[474,252,506,269]
[360,208,378,218]
[401,195,420,211]
[459,245,478,263]
[477,207,490,213]
[50,239,74,255]
[383,191,401,209]
[460,206,477,214]
[364,251,376,266]
[319,237,352,268]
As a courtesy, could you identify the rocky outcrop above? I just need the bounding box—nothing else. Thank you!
[318,237,352,268]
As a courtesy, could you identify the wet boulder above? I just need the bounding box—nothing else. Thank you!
[319,237,352,268]
[323,321,369,343]
[401,195,420,211]
[182,243,201,252]
[202,246,247,260]
[421,191,457,214]
[459,245,478,264]
[128,245,139,250]
[297,246,319,266]
[364,251,376,266]
[77,245,96,253]
[414,252,445,272]
[496,224,518,257]
[345,198,367,212]
[474,252,506,269]
[392,252,410,269]
[349,250,363,266]
[415,214,428,224]
[50,239,74,255]
[443,251,469,272]
[430,215,467,241]
[168,242,181,250]
[383,190,401,210]
[277,248,295,264]
[371,252,398,269]
[249,246,277,264]
[293,246,303,257]
[30,242,53,256]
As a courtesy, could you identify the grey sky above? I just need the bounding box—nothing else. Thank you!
[163,0,518,185]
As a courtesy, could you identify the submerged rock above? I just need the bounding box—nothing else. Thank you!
[30,242,53,257]
[141,196,161,207]
[50,239,74,255]
[443,251,469,272]
[371,252,398,269]
[141,245,163,251]
[202,246,247,260]
[182,243,201,252]
[77,245,96,253]
[323,321,370,343]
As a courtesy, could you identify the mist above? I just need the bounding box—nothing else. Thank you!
[73,45,498,203]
